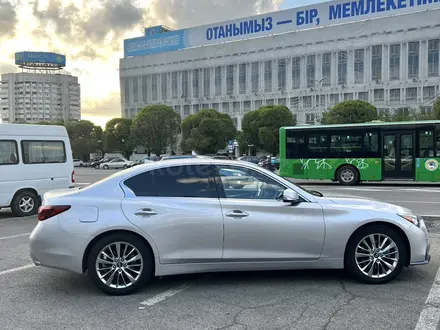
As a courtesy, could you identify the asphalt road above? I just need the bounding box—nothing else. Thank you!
[1,214,440,329]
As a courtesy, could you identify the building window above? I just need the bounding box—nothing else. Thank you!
[152,74,158,101]
[358,91,368,102]
[408,42,419,79]
[182,71,189,98]
[244,101,251,112]
[161,73,167,100]
[226,65,234,95]
[344,93,353,101]
[374,89,384,102]
[292,57,300,89]
[424,86,435,100]
[251,62,259,93]
[389,44,400,81]
[428,39,439,77]
[239,64,246,94]
[390,89,401,102]
[264,60,272,92]
[171,72,178,99]
[321,53,331,86]
[193,69,200,98]
[203,68,210,97]
[421,107,433,117]
[266,99,274,106]
[255,100,262,109]
[124,77,130,103]
[354,49,364,84]
[406,87,417,101]
[306,113,316,124]
[277,59,286,91]
[183,105,190,116]
[303,96,312,107]
[371,45,382,81]
[330,93,339,105]
[222,102,230,113]
[306,55,316,88]
[133,77,138,102]
[215,66,222,96]
[279,98,287,106]
[192,104,199,114]
[338,51,347,85]
[320,95,326,106]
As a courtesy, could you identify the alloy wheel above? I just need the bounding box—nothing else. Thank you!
[19,196,35,213]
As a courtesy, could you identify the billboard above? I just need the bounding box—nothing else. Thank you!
[124,30,186,57]
[15,52,66,67]
[124,0,440,57]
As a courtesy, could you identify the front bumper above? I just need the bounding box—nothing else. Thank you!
[29,217,91,274]
[408,218,431,266]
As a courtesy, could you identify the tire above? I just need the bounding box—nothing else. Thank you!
[345,224,406,284]
[123,165,128,169]
[95,165,100,169]
[87,233,153,295]
[103,165,109,170]
[337,165,359,185]
[11,190,39,217]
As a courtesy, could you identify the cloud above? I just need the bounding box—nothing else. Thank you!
[82,91,121,118]
[0,62,18,74]
[0,0,17,38]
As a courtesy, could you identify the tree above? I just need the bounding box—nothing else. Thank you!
[321,100,378,124]
[66,120,102,160]
[240,105,295,155]
[434,98,440,120]
[104,118,134,158]
[181,109,236,154]
[379,107,434,122]
[131,104,181,156]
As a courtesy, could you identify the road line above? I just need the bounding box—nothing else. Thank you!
[140,284,190,306]
[415,265,440,330]
[0,232,31,240]
[0,264,35,276]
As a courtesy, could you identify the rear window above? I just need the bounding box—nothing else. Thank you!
[0,140,19,165]
[21,140,66,164]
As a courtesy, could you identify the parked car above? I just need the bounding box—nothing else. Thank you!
[90,157,115,169]
[73,159,84,167]
[161,155,204,161]
[30,158,430,295]
[99,157,132,169]
[237,156,260,164]
[128,157,155,168]
[0,123,74,217]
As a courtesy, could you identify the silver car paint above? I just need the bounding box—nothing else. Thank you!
[29,159,430,277]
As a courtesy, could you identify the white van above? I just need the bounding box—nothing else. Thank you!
[0,123,74,217]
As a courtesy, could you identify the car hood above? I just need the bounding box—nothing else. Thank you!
[318,195,414,215]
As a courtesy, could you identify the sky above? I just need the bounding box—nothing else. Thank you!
[0,0,322,128]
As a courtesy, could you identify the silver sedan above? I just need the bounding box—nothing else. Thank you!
[29,159,430,295]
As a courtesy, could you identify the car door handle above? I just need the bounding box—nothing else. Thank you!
[225,210,249,218]
[134,208,158,217]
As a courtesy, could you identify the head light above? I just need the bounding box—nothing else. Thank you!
[397,214,419,226]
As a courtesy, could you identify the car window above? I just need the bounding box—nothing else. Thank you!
[124,165,217,198]
[215,165,286,200]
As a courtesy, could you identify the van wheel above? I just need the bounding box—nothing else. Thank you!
[11,191,39,217]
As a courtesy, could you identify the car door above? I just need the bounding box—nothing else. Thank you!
[121,164,224,264]
[214,164,325,262]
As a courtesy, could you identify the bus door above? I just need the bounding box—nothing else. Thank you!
[382,132,415,179]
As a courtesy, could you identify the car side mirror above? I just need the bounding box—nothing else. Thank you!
[282,189,300,204]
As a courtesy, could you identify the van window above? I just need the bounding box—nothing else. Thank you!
[21,140,66,164]
[0,140,19,165]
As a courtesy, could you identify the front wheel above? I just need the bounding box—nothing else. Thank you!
[337,165,359,185]
[87,233,153,295]
[103,165,109,170]
[345,225,406,284]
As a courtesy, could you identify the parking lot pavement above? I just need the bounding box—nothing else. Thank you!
[0,214,440,329]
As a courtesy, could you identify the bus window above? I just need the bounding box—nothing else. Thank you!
[419,130,434,158]
[286,134,306,158]
[364,132,379,152]
[436,130,440,157]
[330,134,363,153]
[308,135,328,153]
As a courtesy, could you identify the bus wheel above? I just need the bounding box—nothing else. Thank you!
[337,165,359,185]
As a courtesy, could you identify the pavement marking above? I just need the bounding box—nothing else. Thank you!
[415,265,440,330]
[139,284,190,307]
[0,232,31,240]
[0,264,35,276]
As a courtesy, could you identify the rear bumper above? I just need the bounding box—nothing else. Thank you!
[29,217,91,274]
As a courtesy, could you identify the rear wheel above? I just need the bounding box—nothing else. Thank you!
[103,165,109,170]
[345,225,406,284]
[11,191,39,217]
[87,233,153,295]
[337,165,359,185]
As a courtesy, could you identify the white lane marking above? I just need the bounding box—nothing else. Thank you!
[0,264,35,276]
[415,265,440,330]
[140,284,190,307]
[0,232,31,241]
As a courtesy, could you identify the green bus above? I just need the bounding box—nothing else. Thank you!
[279,120,440,185]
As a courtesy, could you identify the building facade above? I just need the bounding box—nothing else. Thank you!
[120,6,440,129]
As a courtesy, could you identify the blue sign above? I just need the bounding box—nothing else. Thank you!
[15,52,66,67]
[145,26,163,36]
[124,30,186,57]
[124,0,440,57]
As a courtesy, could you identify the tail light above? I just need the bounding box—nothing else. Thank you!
[38,205,71,221]
[71,170,75,183]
